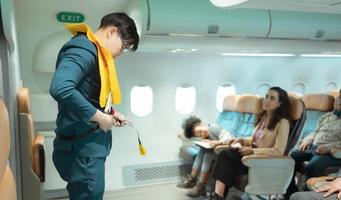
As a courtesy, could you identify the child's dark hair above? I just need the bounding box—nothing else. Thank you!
[182,116,201,138]
[99,12,139,51]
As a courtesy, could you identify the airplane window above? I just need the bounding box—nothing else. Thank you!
[292,82,306,95]
[325,81,338,91]
[216,83,236,112]
[130,85,153,117]
[256,82,271,95]
[175,86,196,115]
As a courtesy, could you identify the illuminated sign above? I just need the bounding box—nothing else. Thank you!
[57,12,84,23]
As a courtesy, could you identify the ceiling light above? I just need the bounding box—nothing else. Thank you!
[300,54,341,58]
[221,53,296,57]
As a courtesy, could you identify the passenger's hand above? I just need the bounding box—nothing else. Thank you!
[239,146,253,156]
[316,178,341,199]
[298,140,312,152]
[112,111,130,127]
[90,110,115,132]
[316,145,329,155]
[231,138,244,146]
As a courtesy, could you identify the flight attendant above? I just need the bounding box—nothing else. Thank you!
[49,13,139,200]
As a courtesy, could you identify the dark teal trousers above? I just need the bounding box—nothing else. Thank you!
[53,150,106,200]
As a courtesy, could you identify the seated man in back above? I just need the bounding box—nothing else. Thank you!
[177,116,234,198]
[286,89,341,198]
[290,169,341,200]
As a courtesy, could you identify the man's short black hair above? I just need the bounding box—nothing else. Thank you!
[182,116,201,139]
[99,12,139,51]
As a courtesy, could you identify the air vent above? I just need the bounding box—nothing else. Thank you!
[208,25,219,34]
[122,161,191,186]
[315,30,325,38]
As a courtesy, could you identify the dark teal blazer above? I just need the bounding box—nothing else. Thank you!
[50,33,111,157]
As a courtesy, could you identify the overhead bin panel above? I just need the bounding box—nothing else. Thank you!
[148,0,270,37]
[269,11,341,40]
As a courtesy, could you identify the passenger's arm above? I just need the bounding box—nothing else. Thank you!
[253,119,290,156]
[49,45,98,123]
[302,114,328,145]
[317,141,341,154]
[218,130,234,144]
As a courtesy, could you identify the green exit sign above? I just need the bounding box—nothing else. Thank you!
[57,12,85,23]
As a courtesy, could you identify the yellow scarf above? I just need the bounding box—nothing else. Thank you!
[65,23,121,107]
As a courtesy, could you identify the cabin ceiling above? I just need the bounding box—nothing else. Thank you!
[209,0,341,14]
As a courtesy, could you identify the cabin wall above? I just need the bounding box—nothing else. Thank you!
[21,51,341,190]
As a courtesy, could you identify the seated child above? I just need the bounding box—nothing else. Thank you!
[177,116,234,198]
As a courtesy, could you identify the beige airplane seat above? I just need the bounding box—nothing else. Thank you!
[301,94,340,173]
[327,90,339,99]
[18,88,45,200]
[242,97,304,197]
[0,100,17,200]
[214,94,263,190]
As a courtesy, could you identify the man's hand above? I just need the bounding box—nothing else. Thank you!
[112,111,130,127]
[239,146,253,156]
[90,110,115,131]
[315,178,341,199]
[316,145,329,155]
[298,140,312,152]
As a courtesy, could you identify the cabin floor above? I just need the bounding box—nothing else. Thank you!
[49,182,244,200]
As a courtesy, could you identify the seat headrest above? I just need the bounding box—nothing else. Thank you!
[302,93,334,111]
[223,95,239,111]
[18,88,31,114]
[235,94,263,114]
[327,90,340,99]
[289,97,304,120]
[0,100,10,180]
[288,92,302,99]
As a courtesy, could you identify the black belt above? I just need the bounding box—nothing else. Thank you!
[57,126,100,141]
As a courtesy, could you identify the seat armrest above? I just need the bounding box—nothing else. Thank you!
[32,134,45,182]
[331,148,341,159]
[242,155,293,166]
[241,155,295,195]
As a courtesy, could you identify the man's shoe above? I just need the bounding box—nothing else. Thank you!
[176,175,197,188]
[186,183,206,198]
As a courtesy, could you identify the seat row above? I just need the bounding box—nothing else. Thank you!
[178,91,340,197]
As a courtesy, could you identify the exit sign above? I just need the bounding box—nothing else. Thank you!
[57,12,85,23]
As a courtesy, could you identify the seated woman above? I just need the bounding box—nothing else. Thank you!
[177,116,234,198]
[209,86,291,200]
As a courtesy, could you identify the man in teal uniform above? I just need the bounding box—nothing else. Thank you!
[49,13,139,199]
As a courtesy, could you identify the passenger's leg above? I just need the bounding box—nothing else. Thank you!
[286,148,314,198]
[177,147,205,188]
[187,151,215,197]
[305,154,341,179]
[213,148,242,198]
[53,150,106,200]
[290,191,337,200]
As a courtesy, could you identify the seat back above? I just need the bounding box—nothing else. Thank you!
[328,90,339,98]
[0,100,17,200]
[18,88,45,200]
[217,94,262,138]
[300,94,334,139]
[285,97,306,155]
